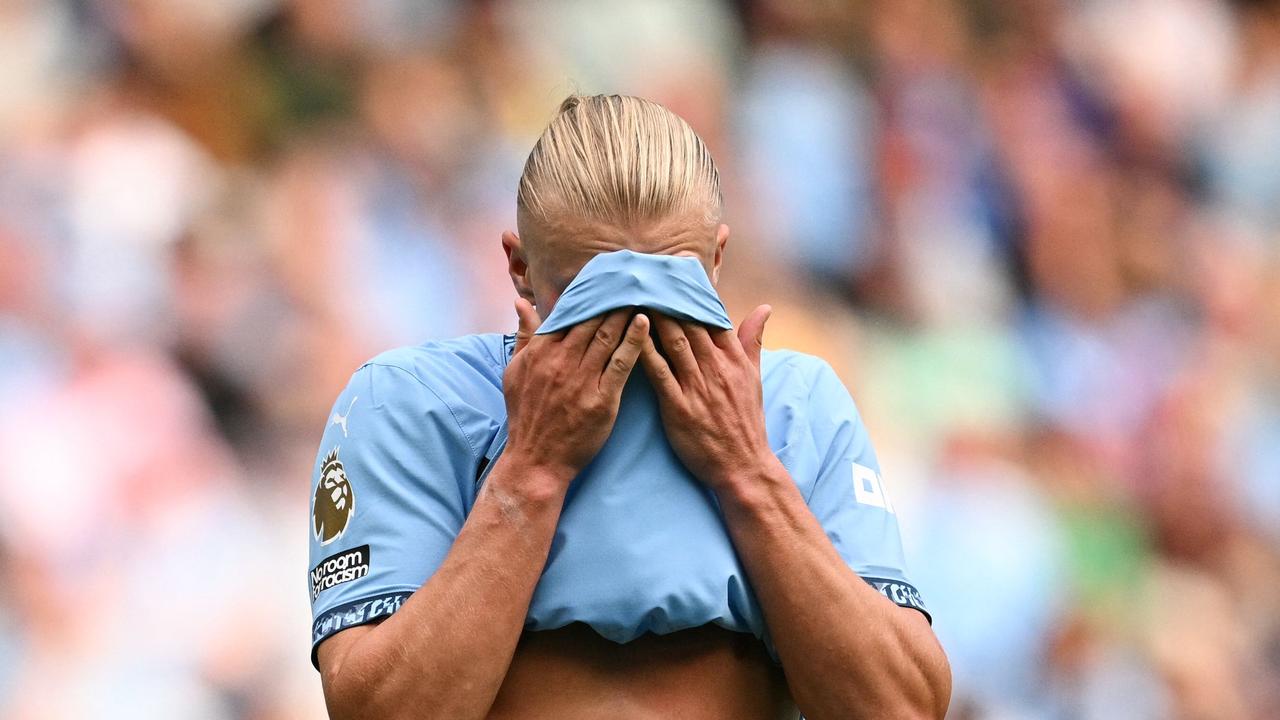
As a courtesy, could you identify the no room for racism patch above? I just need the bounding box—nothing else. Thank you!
[310,544,370,601]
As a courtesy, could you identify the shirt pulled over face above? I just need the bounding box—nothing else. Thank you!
[306,249,928,667]
[535,249,732,333]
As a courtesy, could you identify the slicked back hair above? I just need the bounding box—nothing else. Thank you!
[517,94,723,241]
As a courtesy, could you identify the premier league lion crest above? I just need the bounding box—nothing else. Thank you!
[314,448,355,545]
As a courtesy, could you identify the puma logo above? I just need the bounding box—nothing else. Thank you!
[331,396,358,438]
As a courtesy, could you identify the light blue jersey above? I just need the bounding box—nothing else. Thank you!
[309,251,927,665]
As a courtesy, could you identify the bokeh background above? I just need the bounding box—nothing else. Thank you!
[2,0,1280,717]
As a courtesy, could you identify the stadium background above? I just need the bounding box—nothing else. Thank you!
[2,0,1279,717]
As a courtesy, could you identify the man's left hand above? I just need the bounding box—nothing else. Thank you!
[638,305,776,492]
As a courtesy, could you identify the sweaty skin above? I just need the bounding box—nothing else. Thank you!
[316,217,949,719]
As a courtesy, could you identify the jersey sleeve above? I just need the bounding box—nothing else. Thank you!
[308,361,480,665]
[804,360,931,622]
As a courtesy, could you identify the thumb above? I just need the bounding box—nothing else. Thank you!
[736,304,771,368]
[514,297,541,353]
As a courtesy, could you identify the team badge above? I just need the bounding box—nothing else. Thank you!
[313,448,355,545]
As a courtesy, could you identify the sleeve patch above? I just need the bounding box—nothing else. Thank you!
[312,591,411,647]
[852,462,895,513]
[313,447,356,545]
[310,545,371,601]
[863,577,931,623]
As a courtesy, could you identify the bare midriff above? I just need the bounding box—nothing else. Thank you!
[486,623,799,720]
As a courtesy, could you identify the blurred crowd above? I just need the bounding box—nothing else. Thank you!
[1,0,1279,718]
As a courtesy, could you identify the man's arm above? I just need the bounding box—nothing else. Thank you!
[639,310,951,720]
[318,302,650,720]
[716,458,950,720]
[317,458,569,720]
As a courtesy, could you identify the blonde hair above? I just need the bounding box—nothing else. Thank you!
[517,95,722,238]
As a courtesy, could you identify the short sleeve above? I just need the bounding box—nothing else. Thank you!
[805,361,931,623]
[308,362,479,664]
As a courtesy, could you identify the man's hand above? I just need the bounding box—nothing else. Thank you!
[640,304,950,719]
[503,298,649,486]
[637,305,774,491]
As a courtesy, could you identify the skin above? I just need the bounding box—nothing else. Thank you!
[316,210,951,720]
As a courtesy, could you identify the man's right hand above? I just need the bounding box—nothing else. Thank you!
[501,298,649,487]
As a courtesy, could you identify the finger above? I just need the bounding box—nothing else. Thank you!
[679,320,718,362]
[653,314,699,382]
[582,308,633,369]
[514,297,542,353]
[639,329,683,399]
[709,325,740,352]
[562,311,610,350]
[599,313,649,397]
[736,304,772,368]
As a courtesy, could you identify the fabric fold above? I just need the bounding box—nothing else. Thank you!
[536,249,732,333]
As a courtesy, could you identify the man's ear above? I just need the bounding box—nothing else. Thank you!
[710,223,729,285]
[502,231,537,303]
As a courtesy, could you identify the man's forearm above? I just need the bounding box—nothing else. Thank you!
[716,458,950,720]
[321,457,568,720]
